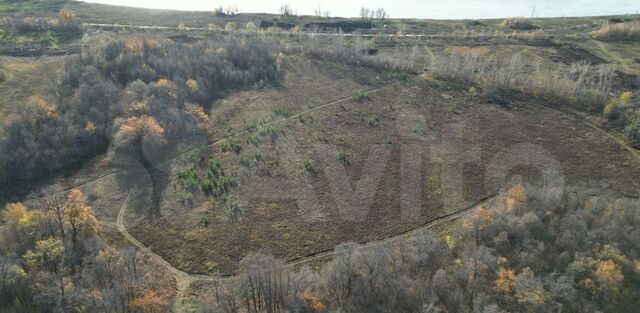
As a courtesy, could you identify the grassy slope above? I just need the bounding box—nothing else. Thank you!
[3,0,640,276]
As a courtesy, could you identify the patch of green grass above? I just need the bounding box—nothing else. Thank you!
[248,133,262,146]
[257,124,281,142]
[385,70,409,81]
[200,159,236,198]
[366,113,379,126]
[302,159,315,173]
[274,105,290,117]
[352,89,370,103]
[624,113,640,130]
[239,153,251,167]
[338,136,351,147]
[220,138,242,154]
[223,196,241,222]
[336,148,349,165]
[177,166,199,204]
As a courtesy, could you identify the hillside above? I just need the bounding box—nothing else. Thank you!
[1,1,640,312]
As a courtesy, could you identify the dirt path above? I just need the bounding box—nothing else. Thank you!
[592,40,633,72]
[22,80,401,203]
[113,177,496,309]
[114,188,216,311]
[21,63,640,306]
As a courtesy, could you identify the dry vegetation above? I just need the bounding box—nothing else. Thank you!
[0,190,175,312]
[197,183,640,312]
[592,22,640,41]
[2,3,640,312]
[0,35,278,203]
[427,50,612,111]
[500,17,538,30]
[0,9,82,45]
[604,91,640,147]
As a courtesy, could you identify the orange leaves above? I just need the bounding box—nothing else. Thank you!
[476,206,494,225]
[125,38,145,54]
[156,78,172,88]
[58,9,77,23]
[155,79,178,99]
[300,289,326,312]
[494,267,516,294]
[505,184,526,211]
[186,79,199,92]
[65,189,99,236]
[129,288,171,313]
[2,202,29,225]
[595,259,624,292]
[185,103,209,127]
[29,95,59,120]
[116,115,165,144]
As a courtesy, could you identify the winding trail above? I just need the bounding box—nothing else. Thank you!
[113,179,497,309]
[25,80,400,203]
[22,50,637,307]
[107,87,640,310]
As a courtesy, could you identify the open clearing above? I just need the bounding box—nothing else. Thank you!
[75,50,640,275]
[5,7,640,308]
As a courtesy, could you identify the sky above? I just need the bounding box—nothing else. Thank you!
[83,0,640,19]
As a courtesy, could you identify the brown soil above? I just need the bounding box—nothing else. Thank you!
[549,45,607,65]
[612,70,640,91]
[128,74,640,275]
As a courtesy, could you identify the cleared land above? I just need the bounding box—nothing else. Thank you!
[4,0,640,293]
[27,38,635,275]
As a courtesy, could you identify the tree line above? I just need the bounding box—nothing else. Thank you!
[198,182,640,312]
[0,35,278,209]
[1,190,174,312]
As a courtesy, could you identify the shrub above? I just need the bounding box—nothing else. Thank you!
[426,52,612,111]
[220,138,242,154]
[336,148,349,165]
[302,159,315,173]
[0,12,82,36]
[188,158,235,198]
[592,22,640,41]
[224,196,240,222]
[0,36,277,200]
[200,178,215,195]
[500,17,537,30]
[604,91,640,146]
[366,113,379,126]
[274,105,290,117]
[207,23,219,31]
[245,21,258,32]
[352,89,370,102]
[225,22,237,31]
[384,70,408,81]
[286,34,416,72]
[258,124,281,142]
[604,91,633,115]
[207,159,223,177]
[239,154,251,167]
[177,166,199,204]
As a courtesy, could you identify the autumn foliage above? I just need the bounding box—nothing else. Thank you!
[200,182,640,312]
[0,189,172,312]
[0,36,277,201]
